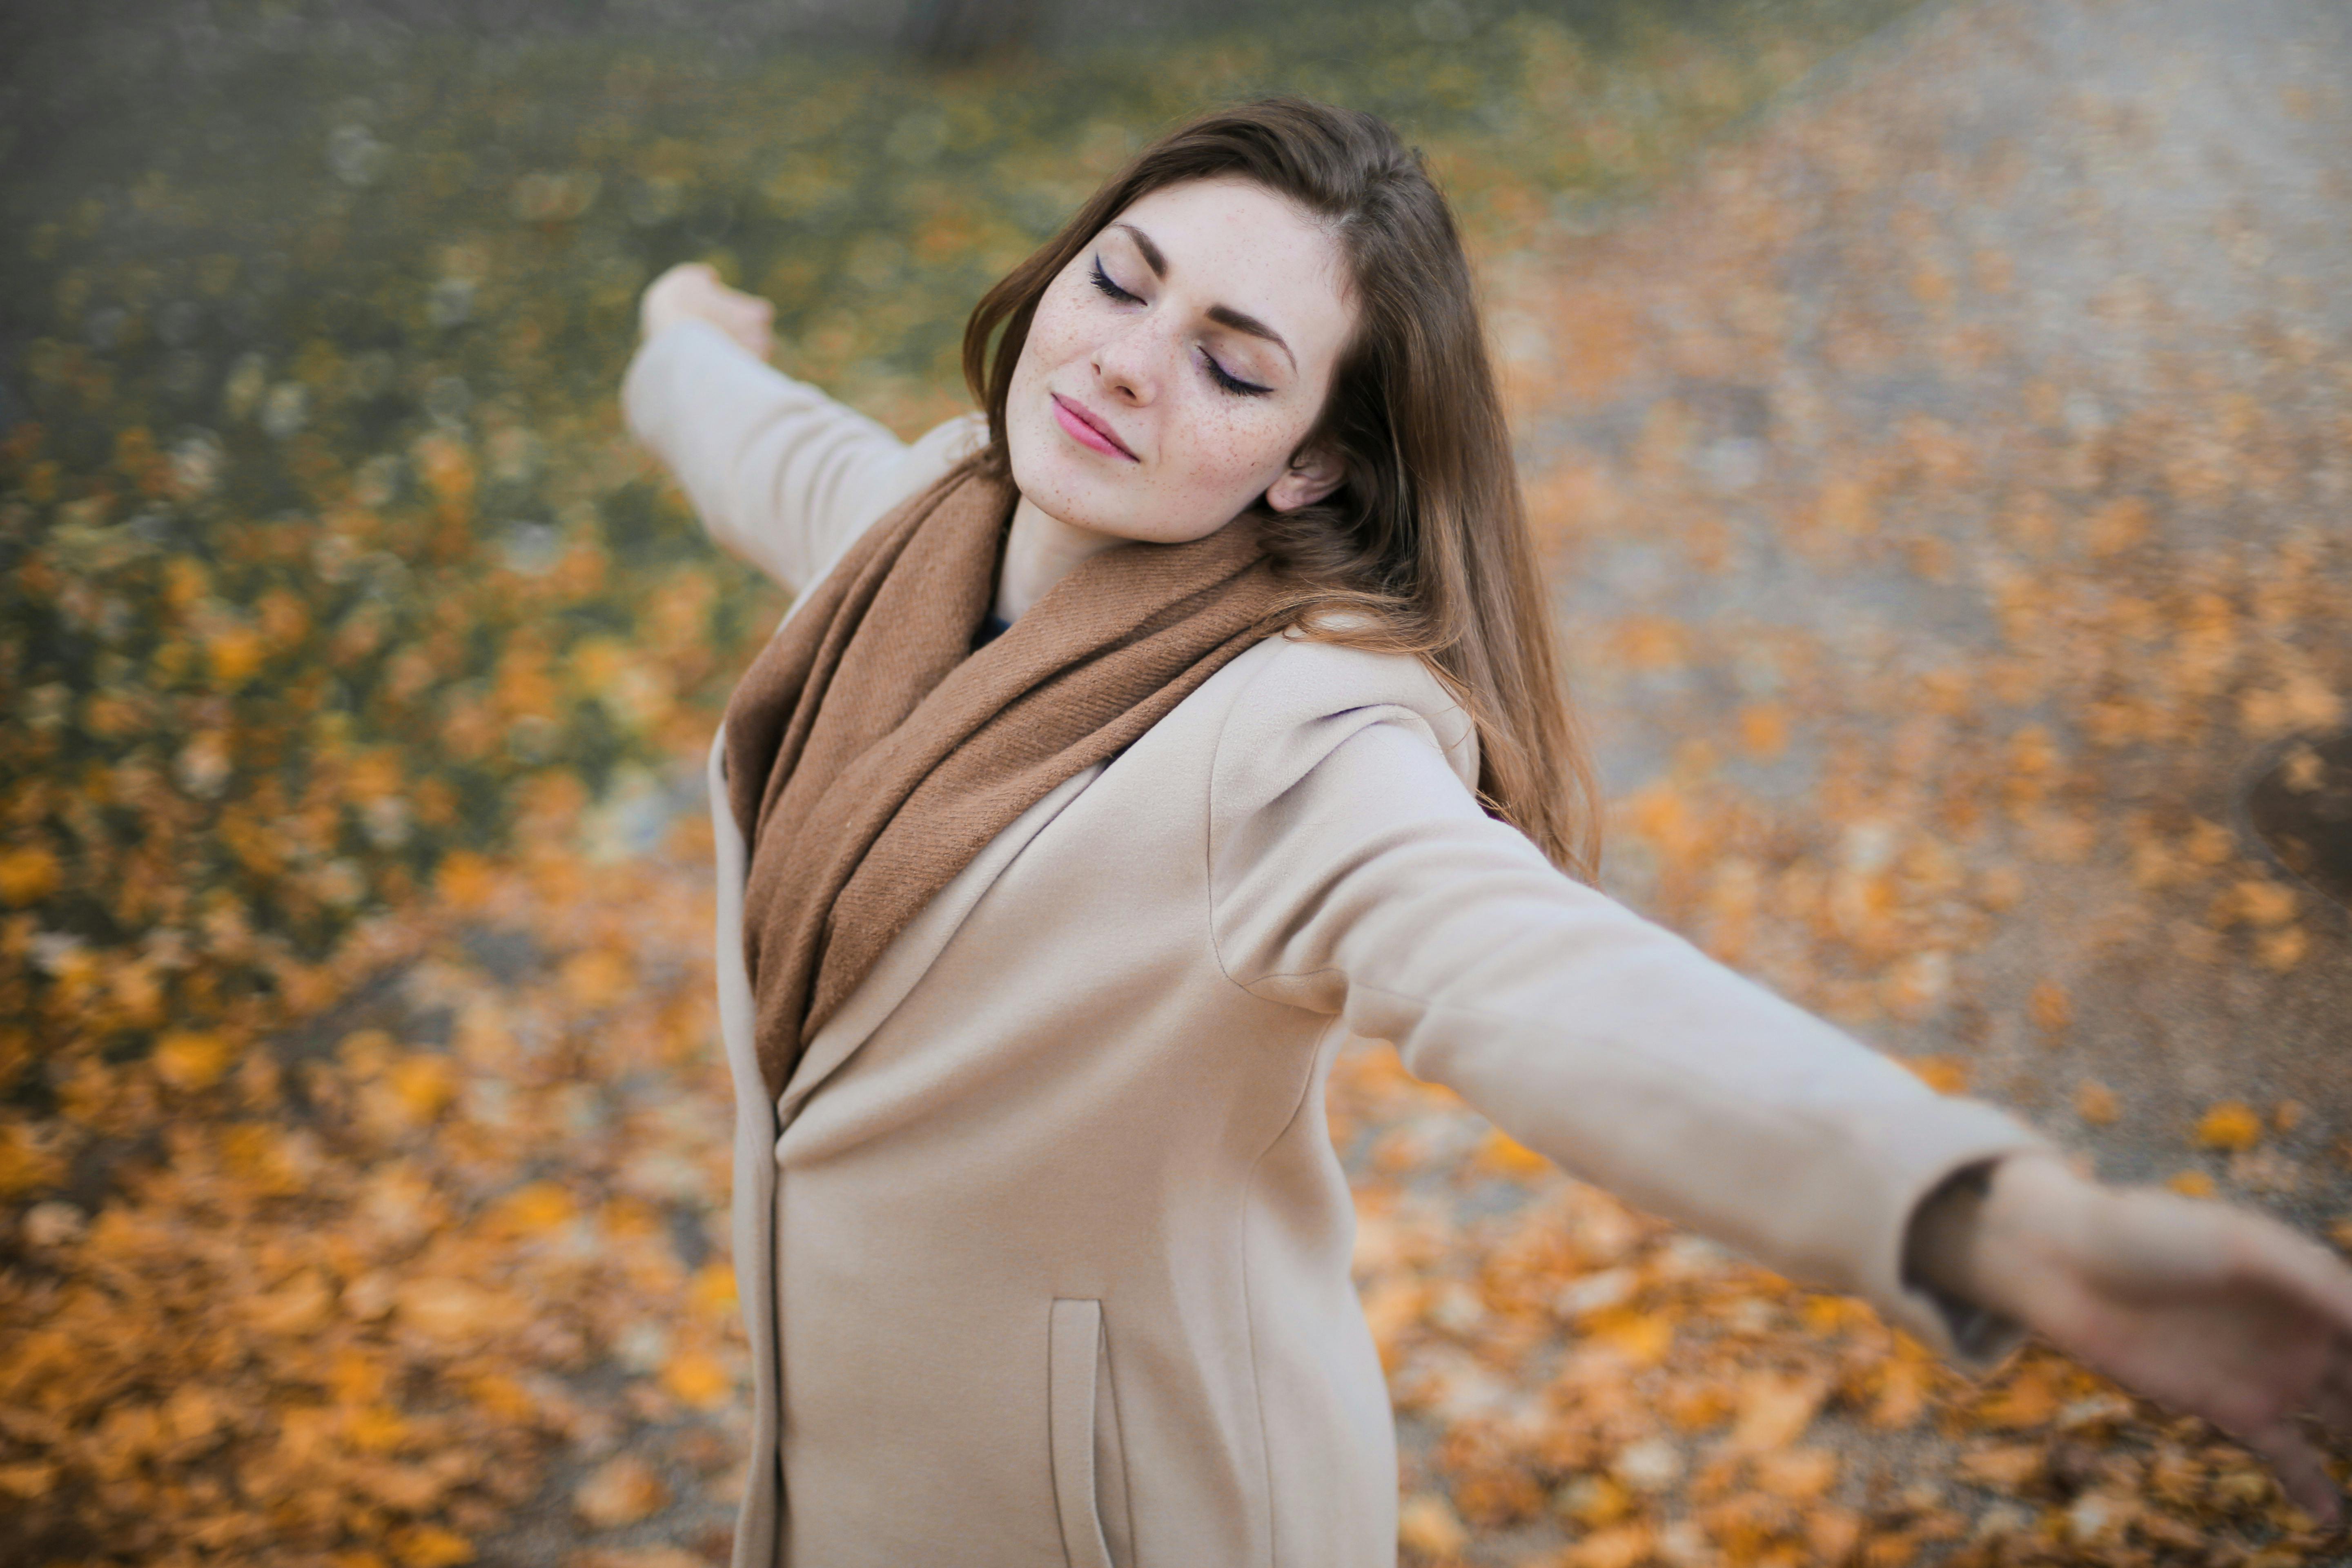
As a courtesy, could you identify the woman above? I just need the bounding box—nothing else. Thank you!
[623,100,2352,1567]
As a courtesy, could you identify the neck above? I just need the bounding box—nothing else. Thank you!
[994,492,1126,624]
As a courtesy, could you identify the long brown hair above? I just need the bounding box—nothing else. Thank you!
[962,97,1599,879]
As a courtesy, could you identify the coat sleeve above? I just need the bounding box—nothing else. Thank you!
[620,318,986,594]
[1205,642,2051,1364]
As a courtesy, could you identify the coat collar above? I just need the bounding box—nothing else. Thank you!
[707,720,1104,1131]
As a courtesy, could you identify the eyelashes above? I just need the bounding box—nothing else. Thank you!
[1200,350,1271,398]
[1088,256,1140,305]
[1086,256,1272,398]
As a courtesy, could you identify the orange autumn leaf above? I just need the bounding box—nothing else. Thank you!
[2256,925,2308,972]
[1738,702,1790,759]
[1475,1127,1552,1178]
[688,1260,740,1319]
[1867,1357,1936,1431]
[382,1054,458,1124]
[560,947,635,1010]
[2194,1102,2263,1152]
[659,1348,734,1411]
[433,850,497,910]
[1900,1055,1969,1095]
[388,1525,474,1568]
[0,846,62,906]
[574,1455,669,1528]
[1396,1492,1468,1557]
[2074,1080,2120,1125]
[488,1179,579,1234]
[204,625,268,688]
[1753,1446,1839,1502]
[464,1373,539,1425]
[343,1403,410,1454]
[1586,1306,1675,1368]
[153,1029,236,1091]
[393,1278,530,1343]
[1973,1367,2062,1429]
[2027,980,2072,1037]
[1560,1472,1637,1526]
[0,1461,60,1500]
[411,433,476,508]
[1958,1443,2042,1488]
[1729,1372,1828,1452]
[1561,1523,1657,1568]
[245,1269,335,1335]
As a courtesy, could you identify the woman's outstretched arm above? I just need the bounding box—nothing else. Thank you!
[1206,639,2352,1521]
[622,263,982,595]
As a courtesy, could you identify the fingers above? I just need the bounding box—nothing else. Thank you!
[2237,1221,2352,1443]
[662,261,726,291]
[717,293,774,361]
[639,264,776,356]
[2242,1218,2352,1332]
[639,263,708,339]
[2319,1341,2352,1431]
[2233,1415,2344,1526]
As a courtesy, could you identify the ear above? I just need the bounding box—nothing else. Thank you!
[1265,443,1347,513]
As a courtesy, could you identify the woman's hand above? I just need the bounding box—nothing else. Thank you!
[639,262,775,361]
[1919,1150,2352,1523]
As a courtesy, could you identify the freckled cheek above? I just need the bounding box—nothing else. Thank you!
[1021,289,1099,381]
[1167,403,1300,505]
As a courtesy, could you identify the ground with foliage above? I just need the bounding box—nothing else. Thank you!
[3,0,2350,1564]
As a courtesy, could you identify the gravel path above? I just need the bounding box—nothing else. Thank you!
[1512,0,2352,1218]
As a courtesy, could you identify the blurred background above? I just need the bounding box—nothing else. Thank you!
[2,0,2348,1564]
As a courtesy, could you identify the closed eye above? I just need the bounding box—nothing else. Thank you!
[1089,257,1140,304]
[1200,350,1271,397]
[1089,255,1271,397]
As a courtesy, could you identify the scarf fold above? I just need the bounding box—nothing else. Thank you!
[722,461,1294,1101]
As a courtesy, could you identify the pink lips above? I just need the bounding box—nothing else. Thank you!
[1051,393,1137,461]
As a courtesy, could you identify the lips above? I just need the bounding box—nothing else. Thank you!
[1050,392,1138,461]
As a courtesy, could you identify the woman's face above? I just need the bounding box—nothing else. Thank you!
[1004,176,1357,544]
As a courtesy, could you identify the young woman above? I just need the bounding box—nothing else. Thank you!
[623,99,2352,1568]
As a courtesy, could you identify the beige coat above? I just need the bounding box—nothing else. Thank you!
[622,320,2048,1568]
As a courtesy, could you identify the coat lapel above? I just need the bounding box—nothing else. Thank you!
[775,757,1104,1125]
[710,718,1102,1131]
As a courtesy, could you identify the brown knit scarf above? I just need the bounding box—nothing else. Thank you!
[721,459,1295,1102]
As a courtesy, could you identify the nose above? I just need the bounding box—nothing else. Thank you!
[1090,316,1163,406]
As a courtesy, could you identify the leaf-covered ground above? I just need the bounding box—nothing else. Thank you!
[4,0,2351,1564]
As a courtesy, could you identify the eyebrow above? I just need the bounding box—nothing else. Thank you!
[1109,221,1296,370]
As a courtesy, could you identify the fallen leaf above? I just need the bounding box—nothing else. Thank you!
[1562,1522,1656,1568]
[1958,1443,2042,1488]
[1397,1490,1468,1556]
[660,1349,733,1410]
[154,1029,236,1091]
[2074,1080,2120,1125]
[2194,1102,2263,1152]
[388,1525,475,1568]
[1753,1446,1838,1501]
[1729,1372,1828,1452]
[2027,981,2072,1038]
[574,1454,669,1530]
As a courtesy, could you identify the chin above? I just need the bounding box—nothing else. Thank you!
[1006,414,1140,539]
[1013,433,1245,550]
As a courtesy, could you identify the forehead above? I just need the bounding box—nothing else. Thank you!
[1103,177,1354,353]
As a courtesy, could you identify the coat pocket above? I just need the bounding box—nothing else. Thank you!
[1048,1298,1132,1568]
